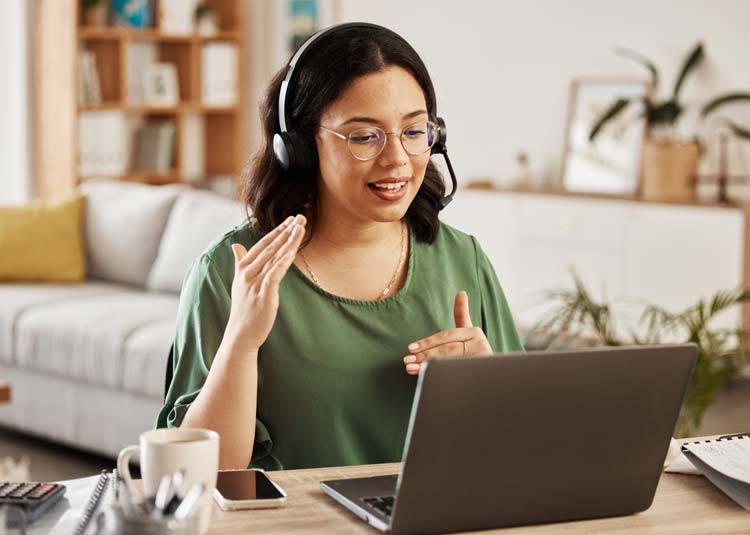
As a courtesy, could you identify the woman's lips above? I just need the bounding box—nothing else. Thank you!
[367,180,408,202]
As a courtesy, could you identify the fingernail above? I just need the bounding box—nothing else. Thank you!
[283,216,294,226]
[294,214,304,224]
[408,343,419,351]
[406,364,420,373]
[403,355,416,364]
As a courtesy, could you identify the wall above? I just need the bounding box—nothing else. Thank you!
[0,0,31,204]
[251,0,750,189]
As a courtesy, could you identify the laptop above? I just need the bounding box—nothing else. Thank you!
[320,344,697,534]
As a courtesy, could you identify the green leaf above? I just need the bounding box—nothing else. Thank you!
[700,92,750,117]
[589,98,632,142]
[614,46,659,92]
[647,100,682,127]
[673,42,704,102]
[708,288,750,317]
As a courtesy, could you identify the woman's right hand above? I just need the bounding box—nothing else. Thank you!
[224,214,306,353]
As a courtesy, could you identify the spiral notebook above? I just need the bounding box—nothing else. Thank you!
[681,434,750,510]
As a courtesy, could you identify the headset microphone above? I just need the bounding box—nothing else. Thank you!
[431,117,457,210]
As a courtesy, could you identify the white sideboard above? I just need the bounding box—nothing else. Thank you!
[441,189,747,333]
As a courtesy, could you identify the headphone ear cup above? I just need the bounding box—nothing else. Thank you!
[273,132,293,170]
[431,116,447,155]
[274,130,317,174]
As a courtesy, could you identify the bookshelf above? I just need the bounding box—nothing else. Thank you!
[34,1,248,196]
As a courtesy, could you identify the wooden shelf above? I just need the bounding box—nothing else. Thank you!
[466,182,749,210]
[128,170,182,184]
[78,26,241,43]
[77,27,121,40]
[79,170,182,184]
[125,104,193,114]
[78,103,239,114]
[78,101,124,111]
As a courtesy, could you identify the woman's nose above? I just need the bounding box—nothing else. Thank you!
[377,133,409,167]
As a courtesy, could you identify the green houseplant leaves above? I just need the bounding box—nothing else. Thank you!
[589,42,750,142]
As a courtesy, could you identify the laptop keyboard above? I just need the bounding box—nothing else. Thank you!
[363,495,395,517]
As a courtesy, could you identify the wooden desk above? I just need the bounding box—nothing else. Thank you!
[205,462,749,535]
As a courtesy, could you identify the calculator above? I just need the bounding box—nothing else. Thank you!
[0,481,66,522]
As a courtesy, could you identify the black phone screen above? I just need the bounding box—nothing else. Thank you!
[216,470,285,500]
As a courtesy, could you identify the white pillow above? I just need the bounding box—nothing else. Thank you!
[81,180,185,287]
[147,189,246,293]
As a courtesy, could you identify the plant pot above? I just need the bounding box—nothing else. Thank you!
[82,5,107,27]
[640,139,699,201]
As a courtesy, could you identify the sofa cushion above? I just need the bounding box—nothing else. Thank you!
[147,189,246,293]
[0,193,85,282]
[122,319,177,399]
[14,289,179,391]
[81,180,184,287]
[0,281,125,364]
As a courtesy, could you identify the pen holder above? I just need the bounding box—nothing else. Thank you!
[101,503,201,535]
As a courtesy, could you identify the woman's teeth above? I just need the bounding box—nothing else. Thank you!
[371,181,406,191]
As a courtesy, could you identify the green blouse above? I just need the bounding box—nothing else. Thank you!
[156,221,523,470]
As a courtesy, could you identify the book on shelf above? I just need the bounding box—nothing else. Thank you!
[134,121,176,172]
[112,0,153,28]
[78,50,101,105]
[125,42,157,104]
[181,113,205,182]
[201,42,238,107]
[78,111,128,177]
[159,0,199,35]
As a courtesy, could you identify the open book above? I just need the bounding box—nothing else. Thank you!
[681,434,750,510]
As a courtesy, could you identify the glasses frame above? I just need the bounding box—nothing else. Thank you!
[318,120,440,161]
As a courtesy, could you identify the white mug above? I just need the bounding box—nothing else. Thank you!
[117,428,219,534]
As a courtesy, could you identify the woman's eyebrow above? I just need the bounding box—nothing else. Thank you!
[339,109,428,127]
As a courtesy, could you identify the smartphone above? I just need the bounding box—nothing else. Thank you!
[213,469,287,510]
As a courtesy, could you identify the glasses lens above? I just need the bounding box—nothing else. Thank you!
[348,127,386,160]
[402,122,437,155]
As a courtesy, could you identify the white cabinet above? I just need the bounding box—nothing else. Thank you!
[441,190,746,331]
[623,203,744,329]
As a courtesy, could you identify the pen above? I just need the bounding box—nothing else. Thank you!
[174,483,204,521]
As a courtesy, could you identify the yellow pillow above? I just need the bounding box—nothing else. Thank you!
[0,193,86,282]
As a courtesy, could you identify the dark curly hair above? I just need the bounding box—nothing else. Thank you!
[241,24,445,245]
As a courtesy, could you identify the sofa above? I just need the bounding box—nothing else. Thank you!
[0,180,245,458]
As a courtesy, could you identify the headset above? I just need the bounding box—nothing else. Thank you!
[272,22,458,210]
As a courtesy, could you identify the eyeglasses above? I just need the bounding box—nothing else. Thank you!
[318,121,439,161]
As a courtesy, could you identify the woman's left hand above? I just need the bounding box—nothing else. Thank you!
[403,291,493,375]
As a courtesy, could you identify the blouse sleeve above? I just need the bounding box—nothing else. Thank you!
[155,252,276,467]
[471,237,524,352]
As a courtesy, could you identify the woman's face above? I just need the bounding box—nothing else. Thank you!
[315,66,432,225]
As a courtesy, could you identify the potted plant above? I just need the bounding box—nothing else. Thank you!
[530,272,749,437]
[589,42,750,201]
[82,0,107,27]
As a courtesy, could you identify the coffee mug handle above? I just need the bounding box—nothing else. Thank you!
[117,445,140,495]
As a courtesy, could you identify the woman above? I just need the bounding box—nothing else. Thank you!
[157,23,523,471]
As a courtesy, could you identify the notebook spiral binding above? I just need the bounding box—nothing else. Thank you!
[716,433,749,441]
[74,469,110,535]
[681,432,749,451]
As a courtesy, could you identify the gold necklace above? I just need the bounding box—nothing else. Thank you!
[299,222,408,300]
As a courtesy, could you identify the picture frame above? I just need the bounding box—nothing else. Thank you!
[560,77,650,196]
[143,62,180,107]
